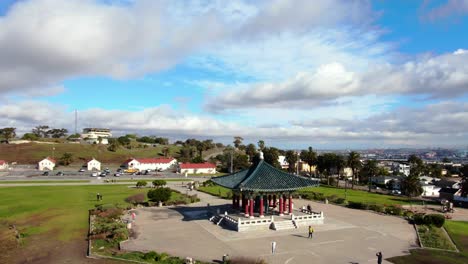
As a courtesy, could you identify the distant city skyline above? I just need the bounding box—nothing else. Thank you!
[0,0,467,148]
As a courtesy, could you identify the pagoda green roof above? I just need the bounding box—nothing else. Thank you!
[211,160,319,192]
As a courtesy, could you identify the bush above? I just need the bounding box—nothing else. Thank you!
[143,251,158,261]
[314,192,325,201]
[347,201,368,210]
[403,210,414,219]
[125,193,145,205]
[413,213,425,225]
[335,198,347,205]
[136,181,147,188]
[424,214,445,227]
[152,180,166,188]
[385,205,403,216]
[147,187,172,203]
[368,204,384,213]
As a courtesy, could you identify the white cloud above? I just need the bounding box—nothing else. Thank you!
[421,0,468,21]
[0,0,376,96]
[1,100,466,148]
[205,50,468,111]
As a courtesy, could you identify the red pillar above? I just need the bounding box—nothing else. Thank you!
[232,195,236,209]
[245,199,249,217]
[289,195,293,214]
[236,194,241,209]
[259,196,264,217]
[279,196,284,215]
[273,195,277,207]
[282,195,286,214]
[250,198,254,218]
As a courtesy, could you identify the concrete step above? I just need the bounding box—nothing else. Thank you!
[272,220,296,230]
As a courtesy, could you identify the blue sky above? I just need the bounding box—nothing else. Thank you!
[0,0,467,149]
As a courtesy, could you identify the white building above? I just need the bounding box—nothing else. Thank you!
[123,158,177,171]
[38,157,56,171]
[278,155,289,169]
[392,163,410,176]
[179,163,217,174]
[0,160,8,170]
[421,184,441,197]
[81,128,112,145]
[84,158,101,171]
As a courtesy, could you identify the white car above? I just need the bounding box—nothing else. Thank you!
[391,190,402,195]
[91,172,99,177]
[114,173,121,177]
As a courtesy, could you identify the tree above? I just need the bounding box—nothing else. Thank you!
[46,128,68,138]
[347,151,362,189]
[263,147,280,168]
[147,187,172,202]
[67,133,81,140]
[32,125,49,138]
[401,173,423,197]
[245,143,257,162]
[442,157,451,163]
[152,180,167,188]
[162,146,170,157]
[257,140,265,151]
[22,133,39,141]
[285,150,298,173]
[361,160,379,192]
[107,138,120,152]
[117,136,131,146]
[317,153,338,185]
[191,155,204,163]
[334,155,346,187]
[0,127,16,142]
[233,136,243,149]
[136,181,147,188]
[300,147,317,175]
[460,165,468,197]
[59,152,74,166]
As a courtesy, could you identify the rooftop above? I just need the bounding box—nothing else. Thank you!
[211,160,319,192]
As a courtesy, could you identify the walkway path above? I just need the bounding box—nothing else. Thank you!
[121,183,418,264]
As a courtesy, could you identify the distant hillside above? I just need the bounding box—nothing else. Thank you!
[0,142,182,164]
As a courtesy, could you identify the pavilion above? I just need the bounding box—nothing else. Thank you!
[211,156,320,219]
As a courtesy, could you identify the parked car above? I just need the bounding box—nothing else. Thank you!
[114,173,121,177]
[104,168,110,173]
[116,168,123,173]
[100,172,107,177]
[56,171,64,176]
[78,168,85,172]
[91,172,99,177]
[42,171,49,176]
[391,190,401,195]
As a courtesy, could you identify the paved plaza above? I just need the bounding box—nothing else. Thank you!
[121,182,418,264]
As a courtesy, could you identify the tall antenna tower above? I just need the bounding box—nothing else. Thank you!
[75,109,78,134]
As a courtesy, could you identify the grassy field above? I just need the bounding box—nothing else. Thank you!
[0,142,181,164]
[388,221,468,264]
[199,183,422,205]
[0,185,146,241]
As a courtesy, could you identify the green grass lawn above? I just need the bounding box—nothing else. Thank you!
[0,185,146,241]
[0,180,89,184]
[198,185,232,198]
[187,172,227,177]
[388,221,468,264]
[416,225,457,251]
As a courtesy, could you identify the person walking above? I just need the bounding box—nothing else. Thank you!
[308,225,314,239]
[96,193,101,201]
[376,252,383,264]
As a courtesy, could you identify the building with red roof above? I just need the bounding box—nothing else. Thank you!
[123,157,177,171]
[178,162,217,175]
[0,160,8,170]
[83,158,101,171]
[37,157,56,171]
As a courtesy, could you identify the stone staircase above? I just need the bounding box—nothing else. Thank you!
[271,220,297,230]
[209,215,224,226]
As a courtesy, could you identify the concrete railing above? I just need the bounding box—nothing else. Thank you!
[238,216,274,232]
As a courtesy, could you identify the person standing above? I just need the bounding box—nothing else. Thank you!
[308,225,314,239]
[376,252,383,264]
[271,241,277,254]
[97,193,101,201]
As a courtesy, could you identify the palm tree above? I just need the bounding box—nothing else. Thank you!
[401,172,423,197]
[362,160,379,192]
[347,151,362,189]
[460,165,468,197]
[300,147,317,176]
[285,150,298,173]
[334,155,346,188]
[233,136,243,149]
[257,140,265,151]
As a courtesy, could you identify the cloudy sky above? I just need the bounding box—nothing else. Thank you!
[1,0,468,149]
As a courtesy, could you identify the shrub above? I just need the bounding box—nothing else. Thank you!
[335,198,347,205]
[143,251,158,261]
[327,195,339,203]
[347,201,368,210]
[424,214,445,227]
[413,213,425,225]
[385,205,403,216]
[125,193,145,205]
[147,187,172,202]
[314,192,325,201]
[152,180,166,188]
[403,210,414,219]
[368,204,384,213]
[136,181,147,188]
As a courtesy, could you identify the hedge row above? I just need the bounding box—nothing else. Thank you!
[414,213,445,227]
